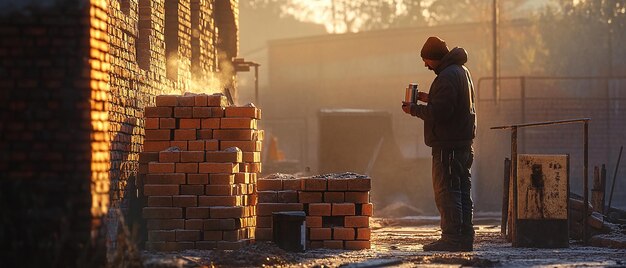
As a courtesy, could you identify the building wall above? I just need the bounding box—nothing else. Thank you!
[0,0,239,263]
[0,2,99,265]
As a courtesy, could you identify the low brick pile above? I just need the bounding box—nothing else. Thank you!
[138,93,262,251]
[256,173,373,250]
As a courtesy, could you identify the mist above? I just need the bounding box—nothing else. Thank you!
[237,0,626,215]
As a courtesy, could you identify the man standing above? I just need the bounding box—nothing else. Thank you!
[402,36,477,252]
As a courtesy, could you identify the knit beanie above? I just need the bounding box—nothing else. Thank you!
[420,36,449,60]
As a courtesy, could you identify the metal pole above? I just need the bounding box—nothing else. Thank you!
[520,76,526,152]
[502,158,511,237]
[511,127,518,247]
[607,146,623,212]
[492,0,499,103]
[254,65,259,106]
[583,121,589,245]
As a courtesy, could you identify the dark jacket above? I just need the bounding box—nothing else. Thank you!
[410,47,476,149]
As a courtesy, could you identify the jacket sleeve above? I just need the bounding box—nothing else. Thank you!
[410,79,457,122]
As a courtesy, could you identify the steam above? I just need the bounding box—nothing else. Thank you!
[163,50,236,98]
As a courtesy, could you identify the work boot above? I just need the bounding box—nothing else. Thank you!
[423,238,472,252]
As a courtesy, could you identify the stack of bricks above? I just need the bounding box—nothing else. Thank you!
[139,93,262,251]
[256,173,373,250]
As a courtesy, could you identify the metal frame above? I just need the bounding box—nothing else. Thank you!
[492,118,590,246]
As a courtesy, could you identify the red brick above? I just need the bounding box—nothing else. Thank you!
[207,94,227,107]
[147,219,184,230]
[324,192,345,203]
[220,218,241,230]
[332,203,355,216]
[147,196,172,207]
[188,140,205,151]
[308,203,331,216]
[144,141,171,152]
[210,206,245,218]
[196,241,217,250]
[345,240,371,250]
[145,118,159,129]
[172,195,197,207]
[159,118,176,129]
[347,178,371,191]
[145,129,171,140]
[257,191,278,203]
[199,163,238,174]
[282,179,302,191]
[180,185,204,195]
[158,151,180,163]
[344,216,369,228]
[145,107,172,117]
[203,219,222,230]
[145,173,186,184]
[204,231,223,241]
[220,141,262,152]
[224,106,260,119]
[211,107,225,117]
[257,216,272,228]
[198,196,239,206]
[197,129,213,139]
[205,185,236,196]
[185,219,203,230]
[356,228,371,240]
[176,230,200,241]
[144,184,179,196]
[186,207,210,219]
[148,230,175,241]
[206,150,242,163]
[220,118,257,129]
[177,95,195,106]
[345,192,369,204]
[309,241,324,249]
[323,240,344,249]
[205,140,219,150]
[234,172,250,184]
[257,179,282,191]
[209,173,235,185]
[139,152,159,164]
[243,152,261,163]
[278,191,298,203]
[170,141,188,150]
[180,151,204,162]
[187,173,209,184]
[180,118,201,129]
[143,207,182,219]
[246,163,262,173]
[299,192,323,203]
[309,228,331,240]
[359,203,373,216]
[306,216,322,228]
[303,178,327,191]
[155,95,178,106]
[174,107,193,118]
[175,163,198,173]
[327,179,348,191]
[256,203,303,216]
[193,107,211,118]
[213,129,261,141]
[201,118,220,128]
[333,227,355,240]
[174,129,196,140]
[194,94,208,106]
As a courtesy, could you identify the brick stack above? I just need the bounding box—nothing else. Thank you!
[257,173,373,250]
[139,93,262,251]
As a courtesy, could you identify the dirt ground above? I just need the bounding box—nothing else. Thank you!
[143,217,626,267]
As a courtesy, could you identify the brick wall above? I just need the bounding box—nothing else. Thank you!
[0,3,101,265]
[0,0,239,263]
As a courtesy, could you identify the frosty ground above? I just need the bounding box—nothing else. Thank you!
[143,216,626,267]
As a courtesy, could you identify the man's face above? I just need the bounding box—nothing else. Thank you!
[423,58,437,71]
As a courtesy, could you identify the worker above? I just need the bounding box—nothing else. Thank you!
[402,36,477,252]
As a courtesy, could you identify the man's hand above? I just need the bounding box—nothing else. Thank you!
[418,92,429,103]
[402,101,414,114]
